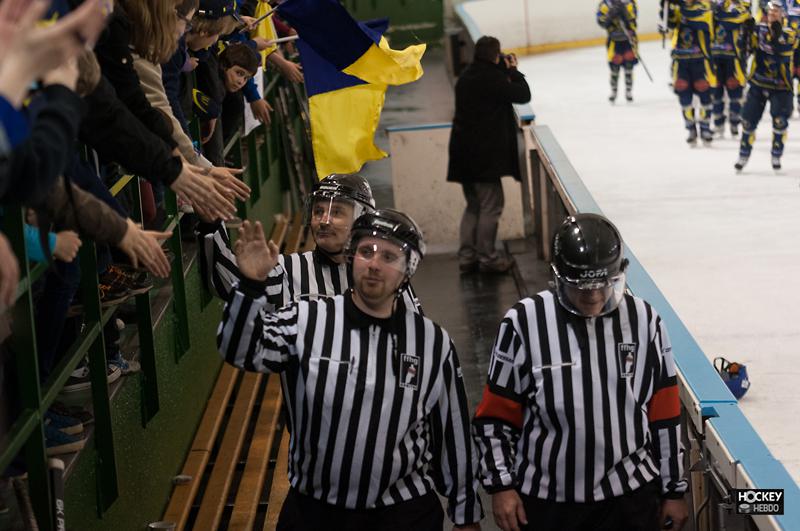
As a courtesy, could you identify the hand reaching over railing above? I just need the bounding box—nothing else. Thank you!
[208,166,251,202]
[0,0,109,107]
[170,164,236,221]
[117,219,172,278]
[53,230,82,263]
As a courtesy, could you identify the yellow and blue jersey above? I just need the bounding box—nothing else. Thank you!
[669,0,715,60]
[597,0,638,42]
[749,20,798,89]
[712,1,753,57]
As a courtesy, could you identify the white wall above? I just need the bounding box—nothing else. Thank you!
[458,0,661,50]
[389,126,525,254]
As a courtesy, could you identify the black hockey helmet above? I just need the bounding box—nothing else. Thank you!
[346,209,426,277]
[551,213,629,317]
[304,173,376,227]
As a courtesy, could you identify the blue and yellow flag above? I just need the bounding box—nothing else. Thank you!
[296,19,390,178]
[277,0,426,86]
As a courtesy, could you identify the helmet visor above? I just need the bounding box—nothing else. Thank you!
[553,267,626,318]
[306,196,365,230]
[351,238,409,275]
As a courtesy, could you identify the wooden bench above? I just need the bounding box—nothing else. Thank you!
[163,213,304,530]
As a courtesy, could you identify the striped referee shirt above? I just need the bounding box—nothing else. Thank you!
[197,221,422,312]
[473,289,687,502]
[217,280,484,525]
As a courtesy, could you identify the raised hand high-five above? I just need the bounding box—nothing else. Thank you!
[232,220,279,282]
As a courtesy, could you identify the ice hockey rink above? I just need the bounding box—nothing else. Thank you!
[508,39,800,483]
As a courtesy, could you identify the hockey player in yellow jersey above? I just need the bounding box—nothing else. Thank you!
[711,0,753,137]
[597,0,639,102]
[735,1,798,171]
[666,0,718,146]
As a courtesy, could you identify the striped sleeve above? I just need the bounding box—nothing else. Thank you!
[430,341,484,525]
[197,221,286,306]
[472,306,533,493]
[197,221,242,300]
[647,315,688,499]
[217,278,299,374]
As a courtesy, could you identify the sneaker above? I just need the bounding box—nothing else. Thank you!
[772,156,782,170]
[44,410,83,436]
[67,281,130,317]
[730,122,739,137]
[478,256,515,274]
[50,402,94,426]
[686,127,698,146]
[734,155,749,171]
[108,350,141,375]
[458,261,479,274]
[44,424,86,456]
[625,89,633,102]
[61,364,121,393]
[102,265,153,296]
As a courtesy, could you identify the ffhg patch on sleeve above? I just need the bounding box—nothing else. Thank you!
[399,353,420,390]
[617,343,638,379]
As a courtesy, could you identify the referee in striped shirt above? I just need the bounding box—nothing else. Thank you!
[196,173,421,311]
[474,214,689,531]
[218,210,483,530]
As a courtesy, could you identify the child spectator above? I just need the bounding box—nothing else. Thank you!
[196,43,260,165]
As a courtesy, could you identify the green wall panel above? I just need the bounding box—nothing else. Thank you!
[342,0,444,47]
[64,263,224,530]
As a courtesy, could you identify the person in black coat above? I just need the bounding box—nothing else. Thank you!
[446,36,531,274]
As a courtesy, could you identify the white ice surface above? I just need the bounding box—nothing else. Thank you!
[517,41,800,483]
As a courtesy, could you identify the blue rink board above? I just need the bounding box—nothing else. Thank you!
[531,125,800,529]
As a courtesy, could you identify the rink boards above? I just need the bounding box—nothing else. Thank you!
[454,1,800,529]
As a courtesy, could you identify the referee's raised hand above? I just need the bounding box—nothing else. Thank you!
[233,220,279,281]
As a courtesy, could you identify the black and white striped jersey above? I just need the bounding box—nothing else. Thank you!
[217,280,484,525]
[473,289,687,503]
[197,221,423,312]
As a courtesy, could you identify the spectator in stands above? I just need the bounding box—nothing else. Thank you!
[196,43,261,164]
[82,0,237,221]
[447,36,531,275]
[131,0,251,206]
[194,0,276,126]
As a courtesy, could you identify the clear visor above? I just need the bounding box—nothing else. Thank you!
[553,269,626,318]
[307,197,362,229]
[352,239,408,274]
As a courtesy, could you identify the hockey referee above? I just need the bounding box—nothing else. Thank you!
[473,213,689,531]
[218,210,483,530]
[196,173,421,312]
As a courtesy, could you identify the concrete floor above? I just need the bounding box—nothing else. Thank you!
[412,241,551,530]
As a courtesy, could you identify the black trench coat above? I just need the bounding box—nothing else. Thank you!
[447,59,531,183]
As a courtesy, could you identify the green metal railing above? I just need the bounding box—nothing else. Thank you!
[0,71,314,530]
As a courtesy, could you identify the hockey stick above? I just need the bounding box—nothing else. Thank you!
[49,459,66,531]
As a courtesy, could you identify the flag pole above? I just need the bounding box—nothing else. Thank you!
[238,6,277,33]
